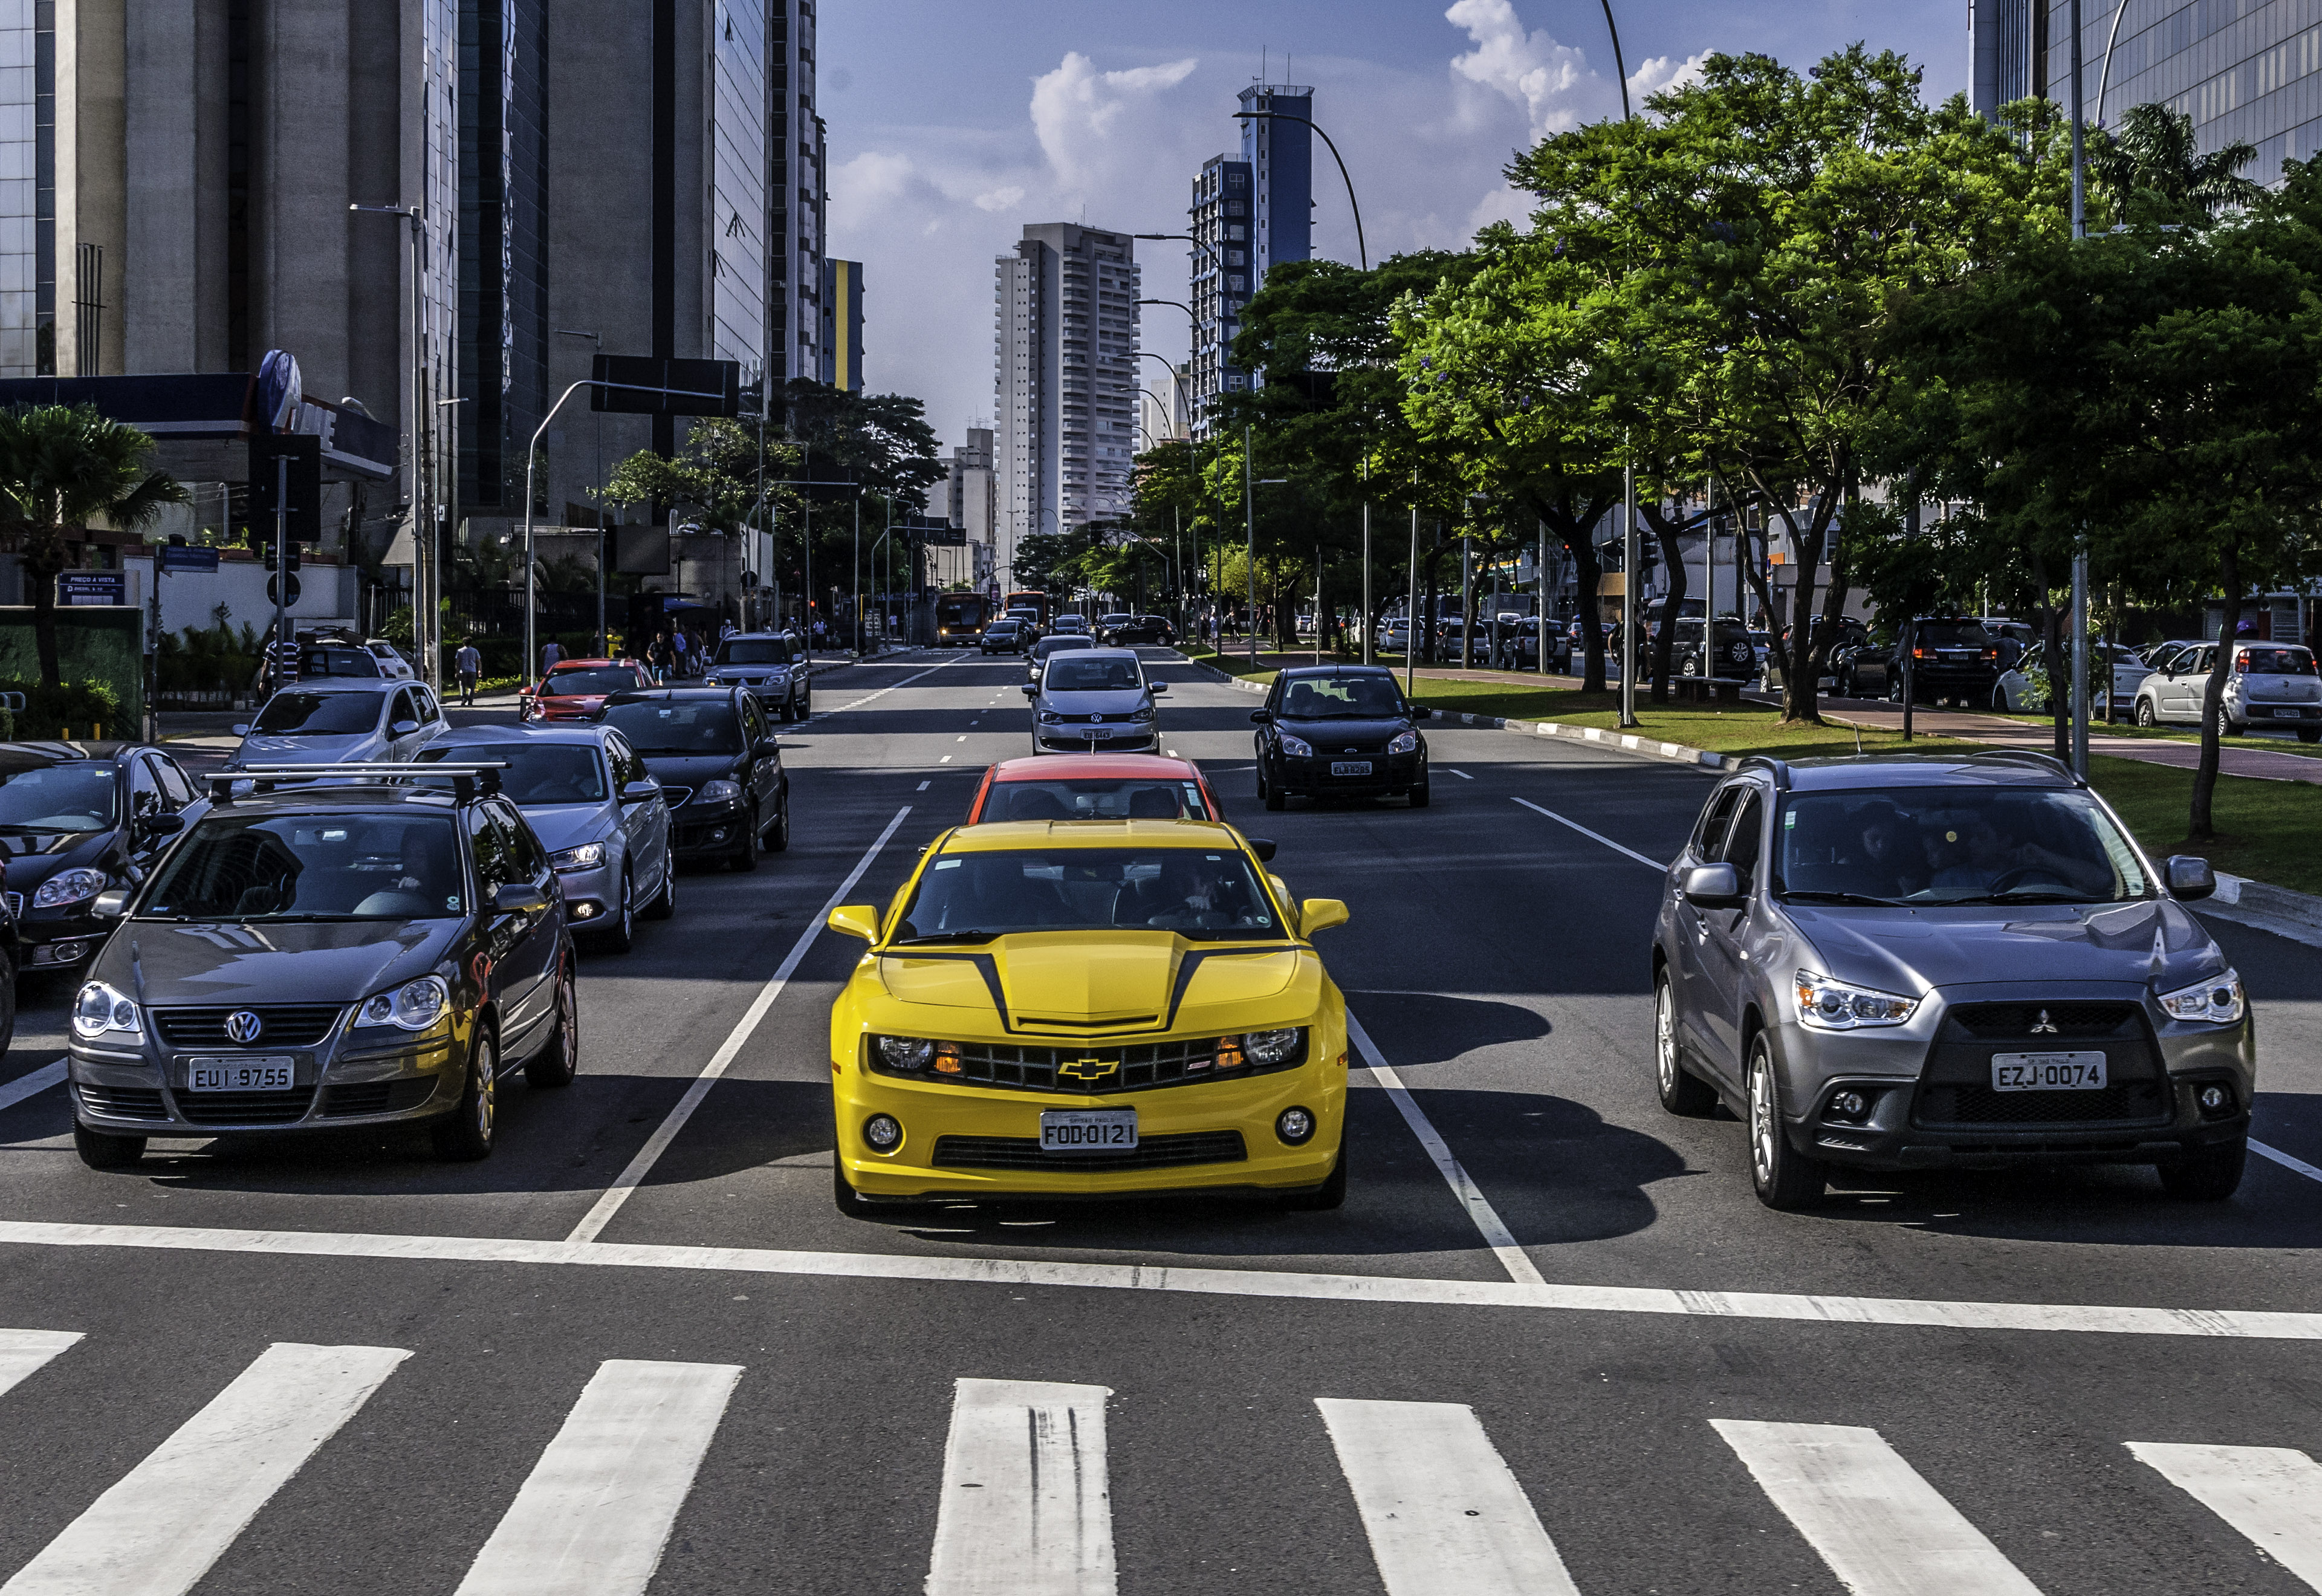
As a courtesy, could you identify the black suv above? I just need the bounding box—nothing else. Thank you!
[1670,618,1758,680]
[1839,618,2003,706]
[596,687,790,869]
[1101,615,1177,647]
[1253,665,1432,809]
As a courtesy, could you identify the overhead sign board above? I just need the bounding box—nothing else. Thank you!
[247,432,324,542]
[158,544,221,574]
[589,355,742,418]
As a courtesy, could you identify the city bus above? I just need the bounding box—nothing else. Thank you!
[1004,591,1050,628]
[934,591,990,646]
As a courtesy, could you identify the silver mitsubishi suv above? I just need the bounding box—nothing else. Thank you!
[1652,752,2253,1209]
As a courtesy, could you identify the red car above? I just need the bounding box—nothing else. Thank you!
[965,753,1224,825]
[519,659,652,722]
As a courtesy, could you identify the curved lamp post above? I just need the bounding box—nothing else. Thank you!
[1232,110,1366,270]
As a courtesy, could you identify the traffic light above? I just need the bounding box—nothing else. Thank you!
[261,542,301,574]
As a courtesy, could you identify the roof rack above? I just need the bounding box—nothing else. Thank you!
[209,762,508,802]
[1737,754,1791,790]
[1962,748,2083,785]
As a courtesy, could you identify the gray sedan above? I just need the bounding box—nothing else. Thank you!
[1022,647,1167,754]
[419,725,673,952]
[227,680,448,771]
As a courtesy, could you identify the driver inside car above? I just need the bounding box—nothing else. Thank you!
[1924,811,2112,898]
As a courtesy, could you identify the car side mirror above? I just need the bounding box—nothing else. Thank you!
[1147,681,1169,694]
[1246,837,1277,862]
[137,812,185,841]
[756,738,782,758]
[391,719,420,736]
[1020,683,1039,696]
[1300,898,1350,935]
[1250,709,1271,724]
[1682,862,1746,909]
[826,903,880,941]
[232,724,251,737]
[620,780,661,805]
[91,887,131,920]
[495,883,549,913]
[2164,855,2217,901]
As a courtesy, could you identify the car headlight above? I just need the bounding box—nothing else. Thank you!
[71,980,141,1040]
[1242,1027,1302,1066]
[1278,732,1314,757]
[549,842,607,873]
[874,1034,957,1074]
[35,868,109,909]
[1387,730,1419,754]
[357,975,450,1032]
[1794,971,1918,1029]
[2159,968,2244,1025]
[696,779,742,805]
[1130,706,1156,722]
[1039,710,1065,724]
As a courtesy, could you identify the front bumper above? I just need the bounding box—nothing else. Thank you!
[554,860,621,927]
[1036,725,1158,753]
[18,902,111,972]
[1277,750,1424,795]
[69,1016,465,1134]
[672,801,751,857]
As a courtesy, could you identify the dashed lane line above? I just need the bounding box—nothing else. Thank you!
[1511,796,1667,871]
[798,655,964,725]
[917,780,932,791]
[2254,1140,2322,1186]
[0,1060,65,1114]
[1444,769,1473,780]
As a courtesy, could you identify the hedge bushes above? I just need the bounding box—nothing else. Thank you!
[0,678,121,739]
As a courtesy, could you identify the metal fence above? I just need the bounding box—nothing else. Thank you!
[443,591,606,643]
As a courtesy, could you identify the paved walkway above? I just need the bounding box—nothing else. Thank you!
[1809,695,2322,787]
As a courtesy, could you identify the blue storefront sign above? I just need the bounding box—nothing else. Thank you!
[158,544,220,574]
[59,571,126,606]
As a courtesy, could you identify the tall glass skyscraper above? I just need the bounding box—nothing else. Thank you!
[1184,83,1311,436]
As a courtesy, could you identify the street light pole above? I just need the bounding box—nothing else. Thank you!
[1231,111,1367,270]
[350,202,429,684]
[2069,0,2091,777]
[554,328,605,651]
[1621,457,1639,727]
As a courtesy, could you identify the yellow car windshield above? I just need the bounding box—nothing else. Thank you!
[894,848,1282,944]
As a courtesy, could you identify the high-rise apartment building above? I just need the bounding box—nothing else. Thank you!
[820,258,863,391]
[1185,83,1311,433]
[459,0,550,518]
[1973,0,2322,177]
[993,223,1140,588]
[927,425,996,590]
[774,0,827,385]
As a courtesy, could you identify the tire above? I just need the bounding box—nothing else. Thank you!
[1408,779,1430,809]
[0,960,18,1057]
[2301,729,2320,744]
[1887,678,1902,705]
[525,960,578,1088]
[1653,970,1717,1116]
[730,805,760,872]
[1746,1034,1824,1210]
[776,693,794,724]
[432,1029,498,1161]
[73,1121,144,1169]
[592,870,635,953]
[766,787,791,852]
[2159,1137,2246,1201]
[1280,1140,1347,1210]
[2217,707,2238,739]
[833,1155,874,1217]
[643,858,676,920]
[1261,764,1285,811]
[1992,686,2010,713]
[2135,698,2158,727]
[797,685,810,718]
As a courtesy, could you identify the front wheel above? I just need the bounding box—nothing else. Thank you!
[592,870,635,953]
[833,1156,874,1218]
[2159,1137,2246,1201]
[73,1121,145,1169]
[2301,728,2321,745]
[766,787,791,852]
[1280,1141,1347,1211]
[1654,971,1716,1116]
[525,961,578,1088]
[2135,698,2158,727]
[643,858,676,920]
[1746,1035,1824,1210]
[432,1030,498,1161]
[1261,764,1286,812]
[1408,778,1430,809]
[731,806,760,872]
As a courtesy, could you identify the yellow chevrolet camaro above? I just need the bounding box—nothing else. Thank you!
[825,819,1351,1211]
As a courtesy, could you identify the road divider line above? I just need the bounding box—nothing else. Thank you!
[0,1341,410,1596]
[1511,797,1667,870]
[0,1328,82,1402]
[1345,1012,1545,1287]
[563,806,913,1245]
[455,1359,743,1596]
[927,1378,1115,1596]
[806,654,962,723]
[2252,1139,2322,1185]
[1444,769,1473,780]
[0,1060,66,1114]
[2124,1442,2322,1586]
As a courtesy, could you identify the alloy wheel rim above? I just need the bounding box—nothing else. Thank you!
[559,977,576,1072]
[476,1049,496,1141]
[1750,1054,1775,1181]
[1655,984,1676,1091]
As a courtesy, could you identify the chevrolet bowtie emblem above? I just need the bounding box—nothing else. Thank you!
[1059,1056,1118,1082]
[2031,1009,2058,1034]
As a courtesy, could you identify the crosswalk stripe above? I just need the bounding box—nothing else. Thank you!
[0,1330,80,1402]
[2126,1442,2322,1589]
[455,1359,742,1596]
[1,1341,409,1596]
[1711,1419,2042,1596]
[926,1378,1115,1596]
[1315,1398,1580,1596]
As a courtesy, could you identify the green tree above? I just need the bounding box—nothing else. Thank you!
[0,404,184,686]
[597,417,801,534]
[2088,103,2265,229]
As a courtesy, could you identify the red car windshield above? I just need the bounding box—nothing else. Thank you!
[543,667,642,695]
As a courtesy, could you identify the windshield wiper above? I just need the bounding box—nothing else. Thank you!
[1933,890,2110,906]
[1779,890,1903,906]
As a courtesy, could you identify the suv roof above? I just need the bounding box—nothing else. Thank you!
[1279,664,1395,680]
[1748,751,2080,793]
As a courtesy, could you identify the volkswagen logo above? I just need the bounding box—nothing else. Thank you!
[2030,1008,2058,1035]
[224,1010,264,1045]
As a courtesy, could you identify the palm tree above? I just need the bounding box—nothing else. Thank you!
[2090,104,2266,227]
[0,404,184,687]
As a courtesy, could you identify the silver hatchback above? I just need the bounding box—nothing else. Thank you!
[1022,647,1166,754]
[1652,752,2254,1208]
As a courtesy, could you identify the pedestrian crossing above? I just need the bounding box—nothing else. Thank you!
[0,1329,2316,1594]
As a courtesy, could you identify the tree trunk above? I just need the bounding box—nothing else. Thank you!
[24,529,66,689]
[1572,537,1606,692]
[1774,498,1837,724]
[1642,502,1689,704]
[2191,541,2239,841]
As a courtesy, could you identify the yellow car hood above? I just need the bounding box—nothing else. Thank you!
[876,933,1305,1031]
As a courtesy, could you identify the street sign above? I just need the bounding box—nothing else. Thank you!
[248,433,323,542]
[158,544,219,574]
[589,355,742,418]
[59,571,126,606]
[268,573,301,606]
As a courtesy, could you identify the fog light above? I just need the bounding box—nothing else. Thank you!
[1276,1106,1316,1145]
[863,1114,903,1152]
[2197,1084,2234,1115]
[572,903,597,920]
[1829,1090,1869,1120]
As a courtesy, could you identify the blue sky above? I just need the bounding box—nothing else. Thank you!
[819,1,1968,444]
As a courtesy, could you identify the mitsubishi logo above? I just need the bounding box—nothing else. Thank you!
[2030,1009,2058,1034]
[224,1010,264,1045]
[1059,1056,1118,1083]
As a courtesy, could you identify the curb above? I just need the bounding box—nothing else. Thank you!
[2202,874,2322,951]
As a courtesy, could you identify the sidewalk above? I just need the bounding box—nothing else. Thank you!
[1811,695,2322,788]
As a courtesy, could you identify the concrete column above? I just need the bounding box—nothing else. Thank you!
[253,0,352,393]
[123,0,197,371]
[56,0,125,377]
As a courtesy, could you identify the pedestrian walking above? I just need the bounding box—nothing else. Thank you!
[540,638,563,676]
[649,632,672,684]
[455,639,481,707]
[671,629,690,678]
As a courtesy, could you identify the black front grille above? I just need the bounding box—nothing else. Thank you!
[930,1130,1248,1172]
[319,1078,440,1117]
[1915,1000,2168,1129]
[174,1088,317,1126]
[658,787,696,809]
[877,1035,1303,1095]
[1947,1002,2141,1039]
[77,1085,167,1120]
[1915,1082,2170,1126]
[153,1005,343,1049]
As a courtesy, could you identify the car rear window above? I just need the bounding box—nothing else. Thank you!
[251,692,382,735]
[1916,621,1993,649]
[2237,647,2315,675]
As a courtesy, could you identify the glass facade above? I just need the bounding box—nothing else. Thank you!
[712,0,770,386]
[459,0,548,513]
[1185,85,1311,436]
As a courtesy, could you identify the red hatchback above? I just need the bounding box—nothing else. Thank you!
[520,659,652,722]
[965,753,1222,824]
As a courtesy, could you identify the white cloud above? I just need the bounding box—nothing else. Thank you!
[1028,53,1200,192]
[973,185,1025,213]
[1445,0,1602,138]
[1630,51,1711,102]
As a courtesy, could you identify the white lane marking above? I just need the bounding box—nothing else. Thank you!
[927,1378,1114,1596]
[956,735,968,742]
[1711,1420,2041,1596]
[1316,1399,1579,1596]
[917,780,932,791]
[2126,1442,2322,1588]
[455,1360,743,1596]
[1445,768,1473,780]
[1346,1011,1544,1288]
[1,1341,409,1596]
[809,655,963,722]
[0,1329,81,1401]
[563,806,913,1244]
[1511,796,1667,870]
[2253,1139,2322,1185]
[5,1222,2322,1339]
[0,1061,66,1114]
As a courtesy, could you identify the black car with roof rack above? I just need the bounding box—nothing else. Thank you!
[63,762,577,1169]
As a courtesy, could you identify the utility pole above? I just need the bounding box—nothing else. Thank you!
[271,453,291,689]
[2069,0,2092,777]
[1620,458,1638,726]
[1406,481,1419,700]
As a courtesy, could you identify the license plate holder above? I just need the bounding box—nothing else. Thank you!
[1086,725,1113,739]
[1330,761,1373,777]
[1039,1109,1137,1152]
[1990,1051,2107,1092]
[183,1056,297,1092]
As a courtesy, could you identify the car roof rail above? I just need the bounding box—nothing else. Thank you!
[1736,754,1791,790]
[208,761,508,802]
[1962,748,2083,785]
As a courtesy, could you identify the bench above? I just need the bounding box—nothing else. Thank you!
[1672,677,1744,706]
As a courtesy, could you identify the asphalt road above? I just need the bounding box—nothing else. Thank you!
[0,650,2319,1595]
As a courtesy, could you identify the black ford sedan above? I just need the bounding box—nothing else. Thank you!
[0,742,206,978]
[595,687,789,869]
[66,767,576,1168]
[1252,665,1432,809]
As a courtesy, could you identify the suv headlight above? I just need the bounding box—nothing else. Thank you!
[357,975,450,1032]
[1242,1027,1302,1066]
[2159,968,2244,1025]
[696,779,742,805]
[1794,971,1918,1029]
[72,980,141,1040]
[549,842,607,873]
[1388,729,1419,754]
[1278,732,1314,757]
[35,868,109,909]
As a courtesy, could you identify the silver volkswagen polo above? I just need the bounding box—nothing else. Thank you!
[1652,752,2254,1208]
[1022,647,1167,754]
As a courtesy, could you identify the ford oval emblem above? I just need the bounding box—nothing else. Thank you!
[224,1010,264,1045]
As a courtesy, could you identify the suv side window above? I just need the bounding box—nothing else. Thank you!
[490,799,549,881]
[126,755,161,816]
[1690,785,1743,859]
[466,807,515,898]
[389,688,417,729]
[413,684,443,724]
[739,694,767,748]
[1717,790,1766,884]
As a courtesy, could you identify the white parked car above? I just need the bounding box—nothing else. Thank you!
[227,680,450,771]
[2133,640,2322,741]
[1991,642,2150,714]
